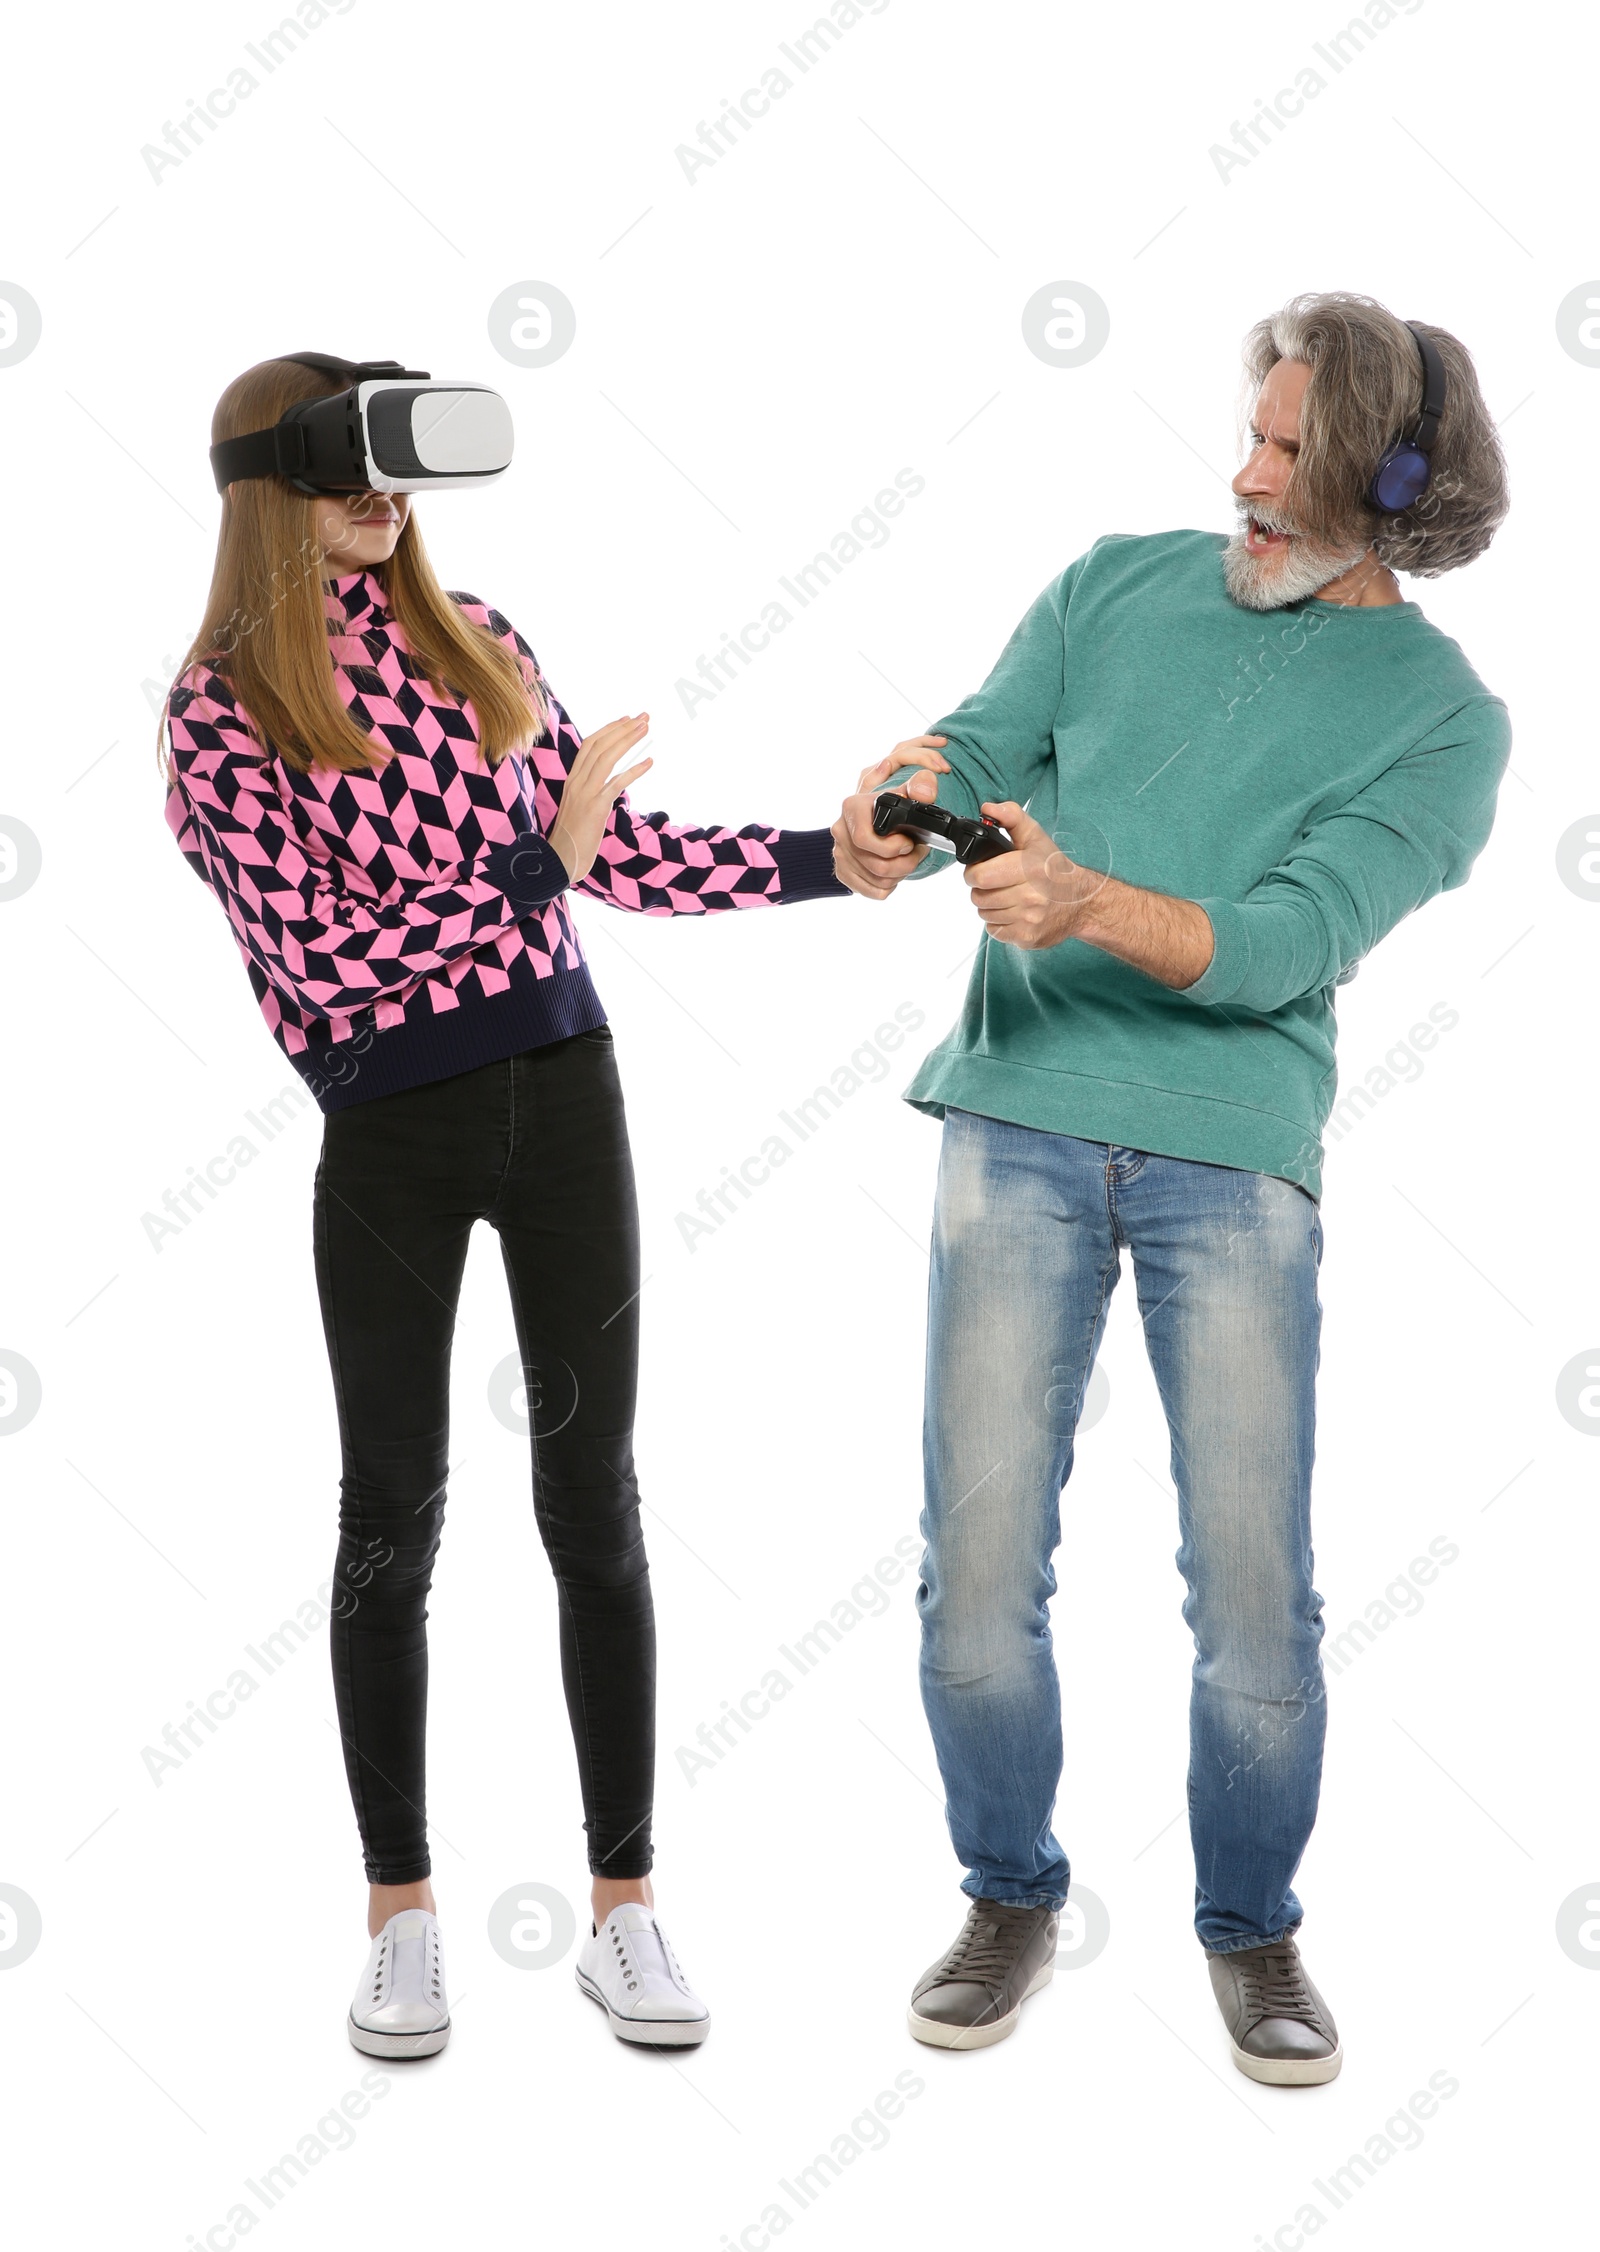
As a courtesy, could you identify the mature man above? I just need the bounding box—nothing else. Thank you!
[833,293,1510,2082]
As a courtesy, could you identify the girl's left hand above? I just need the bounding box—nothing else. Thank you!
[832,735,951,900]
[854,733,951,794]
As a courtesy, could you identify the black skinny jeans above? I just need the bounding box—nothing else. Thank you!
[312,1027,654,1885]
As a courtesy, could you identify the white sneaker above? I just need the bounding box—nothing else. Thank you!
[575,1904,710,2047]
[348,1910,451,2059]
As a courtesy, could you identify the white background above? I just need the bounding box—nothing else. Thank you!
[2,1,1595,2245]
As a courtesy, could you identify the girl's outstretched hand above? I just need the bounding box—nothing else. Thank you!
[832,733,951,900]
[548,715,654,883]
[853,733,952,796]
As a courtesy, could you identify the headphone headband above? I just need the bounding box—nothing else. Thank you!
[1400,323,1446,457]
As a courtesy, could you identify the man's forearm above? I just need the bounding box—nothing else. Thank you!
[1072,874,1215,989]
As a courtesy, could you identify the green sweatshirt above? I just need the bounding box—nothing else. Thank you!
[897,530,1510,1198]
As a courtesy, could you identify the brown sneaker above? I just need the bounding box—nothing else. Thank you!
[1206,1936,1342,2085]
[907,1899,1059,2051]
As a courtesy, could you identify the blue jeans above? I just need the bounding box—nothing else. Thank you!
[917,1111,1327,1954]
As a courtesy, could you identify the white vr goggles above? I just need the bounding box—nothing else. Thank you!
[209,352,513,496]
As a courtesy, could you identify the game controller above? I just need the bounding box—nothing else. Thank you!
[870,791,1016,866]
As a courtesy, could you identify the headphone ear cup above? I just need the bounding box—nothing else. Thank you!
[1370,445,1431,513]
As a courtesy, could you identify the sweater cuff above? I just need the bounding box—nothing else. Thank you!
[771,826,850,903]
[1177,898,1249,1005]
[483,834,570,912]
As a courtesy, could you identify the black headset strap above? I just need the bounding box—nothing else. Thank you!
[209,424,311,488]
[208,353,432,491]
[1402,322,1446,457]
[279,351,431,383]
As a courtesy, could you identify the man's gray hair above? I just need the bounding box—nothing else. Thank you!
[1241,292,1508,576]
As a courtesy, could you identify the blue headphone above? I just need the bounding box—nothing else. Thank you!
[1368,322,1447,512]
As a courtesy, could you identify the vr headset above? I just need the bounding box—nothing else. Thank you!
[208,352,513,495]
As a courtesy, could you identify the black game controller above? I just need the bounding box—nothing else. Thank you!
[870,791,1016,866]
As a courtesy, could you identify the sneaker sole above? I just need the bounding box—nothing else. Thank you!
[347,2013,451,2061]
[574,1966,710,2048]
[906,1959,1055,2051]
[1228,2038,1343,2087]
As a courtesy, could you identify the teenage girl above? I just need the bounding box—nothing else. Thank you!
[163,354,946,2056]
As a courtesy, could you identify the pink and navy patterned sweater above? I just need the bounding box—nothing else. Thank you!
[164,569,846,1110]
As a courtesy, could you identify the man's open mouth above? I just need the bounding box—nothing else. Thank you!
[1244,516,1292,556]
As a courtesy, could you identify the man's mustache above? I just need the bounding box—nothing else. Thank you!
[1235,504,1357,553]
[1237,504,1302,537]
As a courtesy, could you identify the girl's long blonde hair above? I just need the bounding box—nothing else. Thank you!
[160,355,543,776]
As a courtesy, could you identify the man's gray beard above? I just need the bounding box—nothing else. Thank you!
[1220,520,1371,610]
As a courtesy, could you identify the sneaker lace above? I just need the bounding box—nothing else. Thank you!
[938,1904,1044,1985]
[1236,1943,1321,2026]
